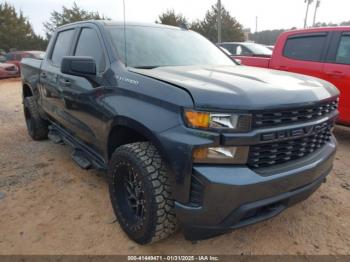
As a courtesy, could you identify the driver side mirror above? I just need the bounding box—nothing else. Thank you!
[61,56,96,77]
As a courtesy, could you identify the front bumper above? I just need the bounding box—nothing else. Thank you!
[175,138,336,241]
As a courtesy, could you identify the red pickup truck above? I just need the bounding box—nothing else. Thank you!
[230,27,350,125]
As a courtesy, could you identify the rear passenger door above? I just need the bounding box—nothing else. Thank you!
[323,32,350,124]
[270,32,330,79]
[40,28,76,124]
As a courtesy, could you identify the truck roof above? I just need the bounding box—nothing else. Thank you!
[285,26,350,35]
[57,20,183,31]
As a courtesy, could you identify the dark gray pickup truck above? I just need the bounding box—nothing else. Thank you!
[21,20,339,244]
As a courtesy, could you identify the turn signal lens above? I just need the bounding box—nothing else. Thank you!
[193,146,249,164]
[184,111,210,129]
[184,109,251,131]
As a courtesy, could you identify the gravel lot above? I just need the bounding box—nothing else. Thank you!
[0,78,349,255]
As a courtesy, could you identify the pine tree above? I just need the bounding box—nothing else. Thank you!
[156,9,188,27]
[0,2,47,52]
[191,3,245,43]
[43,2,107,39]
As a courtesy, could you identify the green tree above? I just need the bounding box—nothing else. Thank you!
[0,2,47,52]
[191,3,245,43]
[340,21,350,26]
[314,22,338,27]
[43,2,107,39]
[249,29,286,45]
[157,9,188,27]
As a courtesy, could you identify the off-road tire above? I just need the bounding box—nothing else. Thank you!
[108,142,178,245]
[23,96,48,140]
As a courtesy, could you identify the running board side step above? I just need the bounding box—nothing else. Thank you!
[48,131,63,144]
[48,124,107,171]
[71,150,92,169]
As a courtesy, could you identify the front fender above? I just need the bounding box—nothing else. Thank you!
[107,116,220,203]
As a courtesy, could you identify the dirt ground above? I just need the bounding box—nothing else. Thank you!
[0,78,349,255]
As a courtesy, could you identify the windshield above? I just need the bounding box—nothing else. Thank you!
[244,43,272,56]
[107,25,235,68]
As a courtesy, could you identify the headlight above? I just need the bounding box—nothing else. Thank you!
[193,146,249,164]
[184,109,251,132]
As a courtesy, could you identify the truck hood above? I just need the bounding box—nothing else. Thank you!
[130,65,339,110]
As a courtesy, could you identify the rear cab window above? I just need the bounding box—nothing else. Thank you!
[283,33,327,62]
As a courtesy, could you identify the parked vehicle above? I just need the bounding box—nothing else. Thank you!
[0,62,19,79]
[218,42,273,68]
[235,27,350,126]
[5,51,45,72]
[266,45,275,51]
[0,55,6,63]
[21,21,339,244]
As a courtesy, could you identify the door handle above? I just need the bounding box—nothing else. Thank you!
[40,72,47,79]
[59,78,71,87]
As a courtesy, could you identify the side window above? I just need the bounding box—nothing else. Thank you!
[75,28,106,72]
[221,44,236,55]
[229,45,237,55]
[241,46,252,56]
[336,35,350,65]
[51,29,75,66]
[283,34,327,62]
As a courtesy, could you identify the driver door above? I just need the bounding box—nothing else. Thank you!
[59,26,109,154]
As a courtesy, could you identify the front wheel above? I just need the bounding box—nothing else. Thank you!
[108,142,178,244]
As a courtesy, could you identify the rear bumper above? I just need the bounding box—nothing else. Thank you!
[175,138,336,241]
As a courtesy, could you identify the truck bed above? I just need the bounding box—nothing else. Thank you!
[21,58,42,80]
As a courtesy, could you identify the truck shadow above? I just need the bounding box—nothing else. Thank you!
[334,125,350,143]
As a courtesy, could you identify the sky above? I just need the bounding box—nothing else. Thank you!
[7,0,350,36]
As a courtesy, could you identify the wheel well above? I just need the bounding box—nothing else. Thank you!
[23,84,33,97]
[108,125,148,159]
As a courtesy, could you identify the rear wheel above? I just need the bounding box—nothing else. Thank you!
[108,142,177,244]
[23,97,48,140]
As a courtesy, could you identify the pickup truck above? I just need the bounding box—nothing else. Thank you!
[21,21,339,244]
[218,42,273,68]
[230,27,350,126]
